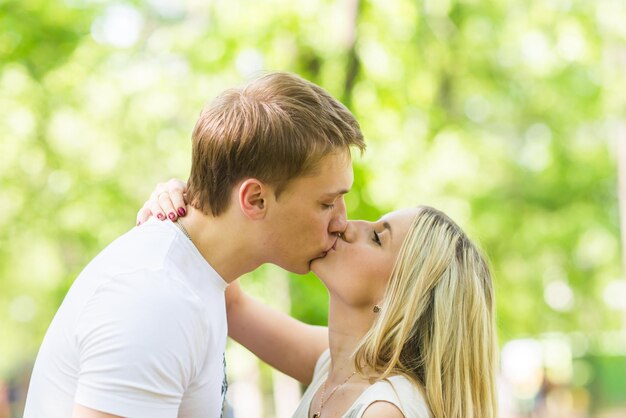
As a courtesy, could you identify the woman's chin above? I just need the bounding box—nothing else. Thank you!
[310,260,321,273]
[310,260,327,278]
[311,248,339,276]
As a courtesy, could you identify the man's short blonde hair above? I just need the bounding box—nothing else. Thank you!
[186,72,365,216]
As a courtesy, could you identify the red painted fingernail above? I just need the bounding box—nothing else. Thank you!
[178,207,186,217]
[157,213,164,220]
[168,212,176,220]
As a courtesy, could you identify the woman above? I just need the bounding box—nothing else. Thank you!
[139,184,498,418]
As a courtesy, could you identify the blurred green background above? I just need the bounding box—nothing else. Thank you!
[1,0,625,417]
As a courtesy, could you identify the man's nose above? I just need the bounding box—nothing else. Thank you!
[329,213,348,236]
[328,199,348,235]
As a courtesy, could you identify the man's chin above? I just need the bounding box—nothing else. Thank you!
[284,261,312,276]
[307,255,326,270]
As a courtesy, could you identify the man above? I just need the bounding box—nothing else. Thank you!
[24,72,365,417]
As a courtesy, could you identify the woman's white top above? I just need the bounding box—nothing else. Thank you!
[292,350,431,418]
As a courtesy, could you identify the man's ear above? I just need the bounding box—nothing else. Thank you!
[238,179,268,220]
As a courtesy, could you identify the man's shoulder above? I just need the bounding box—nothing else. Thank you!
[96,267,208,313]
[76,269,213,349]
[83,219,197,285]
[100,219,178,263]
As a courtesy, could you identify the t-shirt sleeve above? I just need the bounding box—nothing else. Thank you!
[73,270,207,418]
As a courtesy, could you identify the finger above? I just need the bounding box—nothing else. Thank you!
[167,179,188,217]
[160,190,180,221]
[168,178,188,194]
[136,204,152,226]
[147,186,167,221]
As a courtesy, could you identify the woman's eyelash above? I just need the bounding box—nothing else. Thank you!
[323,204,335,209]
[373,230,381,245]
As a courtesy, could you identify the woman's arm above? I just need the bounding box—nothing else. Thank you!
[226,281,328,385]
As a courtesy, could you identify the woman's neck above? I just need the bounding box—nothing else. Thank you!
[326,298,377,383]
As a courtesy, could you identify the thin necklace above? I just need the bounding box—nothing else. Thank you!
[312,371,356,418]
[176,218,192,241]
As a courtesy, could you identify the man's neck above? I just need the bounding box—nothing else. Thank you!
[177,206,262,283]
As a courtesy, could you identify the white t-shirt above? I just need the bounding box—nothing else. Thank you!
[24,218,229,418]
[292,350,431,418]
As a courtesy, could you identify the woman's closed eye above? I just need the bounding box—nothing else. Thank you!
[372,230,382,246]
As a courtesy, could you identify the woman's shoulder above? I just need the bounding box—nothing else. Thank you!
[384,374,426,400]
[379,375,430,417]
[359,401,405,418]
[346,375,430,418]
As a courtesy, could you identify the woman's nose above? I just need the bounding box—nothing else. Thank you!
[341,221,359,242]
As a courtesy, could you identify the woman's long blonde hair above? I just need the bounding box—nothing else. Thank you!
[354,206,498,418]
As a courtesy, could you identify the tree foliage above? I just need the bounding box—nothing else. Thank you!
[1,0,624,401]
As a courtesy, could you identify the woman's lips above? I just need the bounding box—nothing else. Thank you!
[313,238,341,263]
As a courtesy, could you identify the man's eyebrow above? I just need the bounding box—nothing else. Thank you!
[321,189,350,198]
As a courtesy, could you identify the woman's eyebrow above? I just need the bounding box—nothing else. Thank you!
[382,221,392,237]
